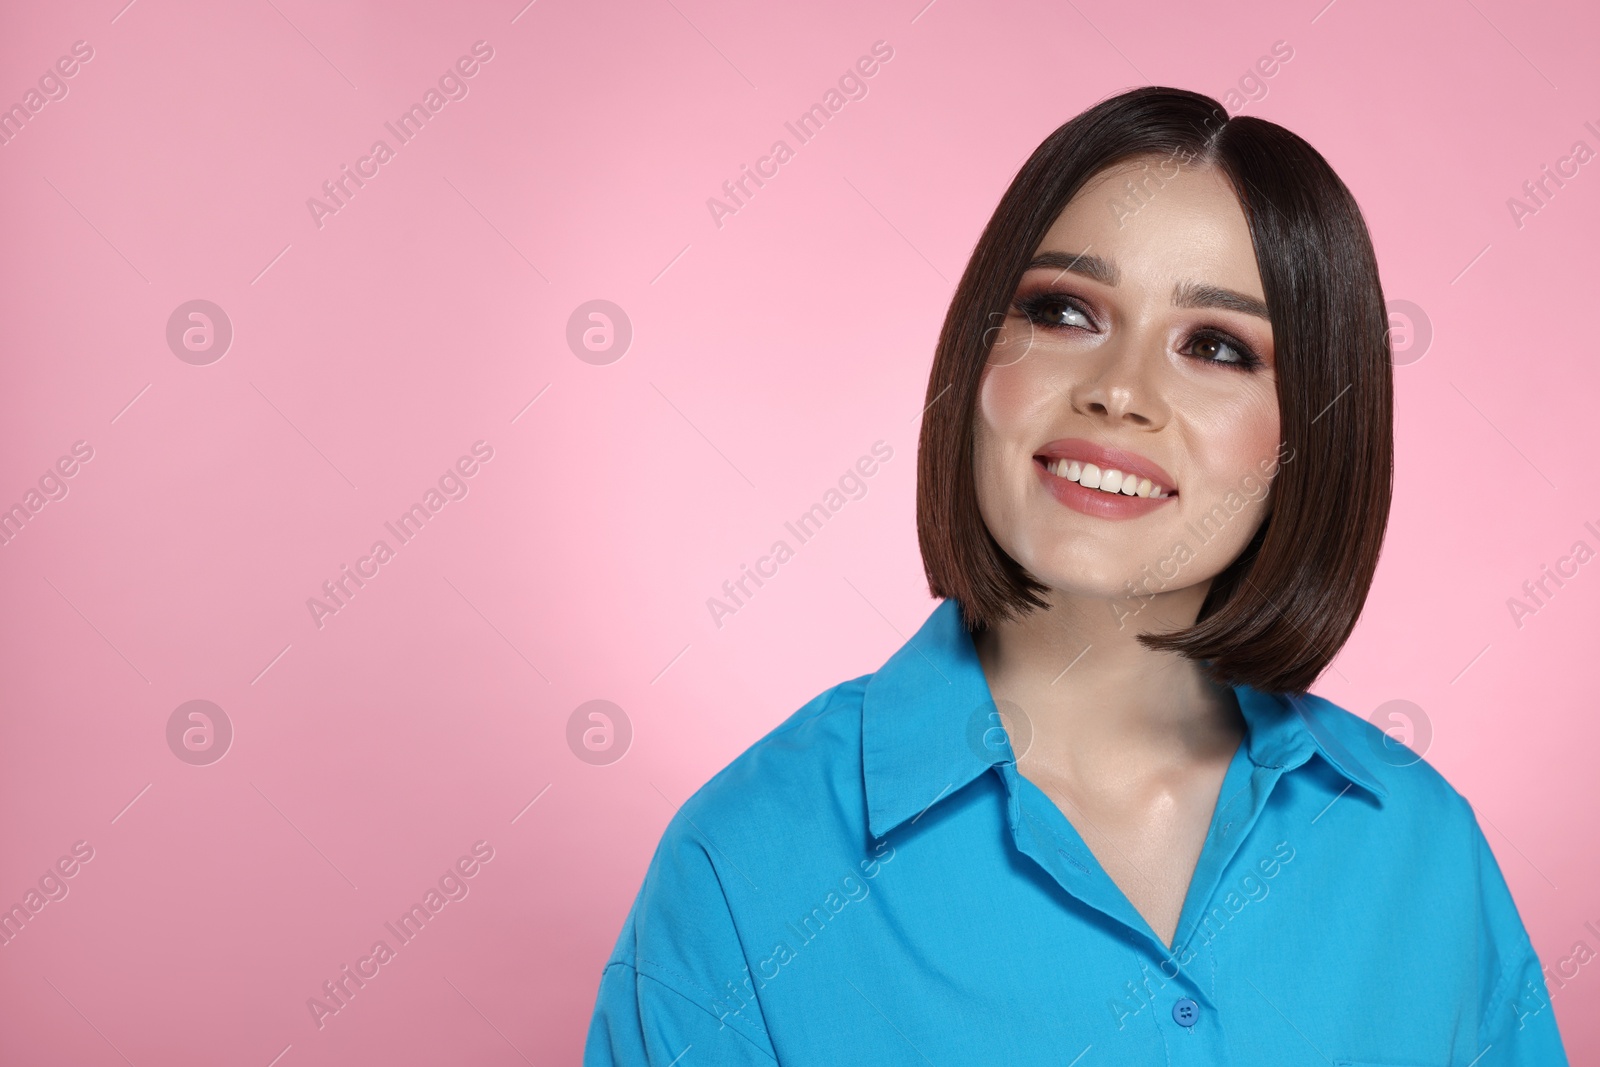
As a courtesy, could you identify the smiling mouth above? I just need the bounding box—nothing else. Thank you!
[1033,456,1177,499]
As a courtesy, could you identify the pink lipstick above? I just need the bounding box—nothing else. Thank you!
[1033,438,1178,521]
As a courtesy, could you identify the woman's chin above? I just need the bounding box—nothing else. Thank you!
[1027,570,1170,606]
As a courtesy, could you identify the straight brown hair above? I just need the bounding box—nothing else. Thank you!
[916,86,1394,695]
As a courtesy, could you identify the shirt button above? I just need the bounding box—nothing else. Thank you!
[1172,997,1199,1027]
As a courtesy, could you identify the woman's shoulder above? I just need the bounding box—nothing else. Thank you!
[666,672,876,839]
[1291,688,1478,826]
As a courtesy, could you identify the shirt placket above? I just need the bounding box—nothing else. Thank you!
[995,750,1287,1063]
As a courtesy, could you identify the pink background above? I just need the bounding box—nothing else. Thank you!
[2,0,1597,1062]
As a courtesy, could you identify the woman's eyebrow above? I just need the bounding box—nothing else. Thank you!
[1026,250,1270,321]
[1173,280,1270,320]
[1027,250,1118,285]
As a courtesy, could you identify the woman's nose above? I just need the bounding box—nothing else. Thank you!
[1068,331,1170,429]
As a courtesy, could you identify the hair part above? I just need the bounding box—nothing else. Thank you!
[915,85,1394,695]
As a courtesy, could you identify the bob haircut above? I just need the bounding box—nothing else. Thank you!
[916,86,1393,695]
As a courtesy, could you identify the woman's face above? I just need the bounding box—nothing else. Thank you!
[973,155,1283,622]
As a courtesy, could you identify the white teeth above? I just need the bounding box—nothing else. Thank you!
[1046,458,1171,499]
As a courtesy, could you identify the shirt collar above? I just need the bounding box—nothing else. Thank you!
[861,598,1388,839]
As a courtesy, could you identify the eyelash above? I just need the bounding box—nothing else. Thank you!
[1012,291,1265,372]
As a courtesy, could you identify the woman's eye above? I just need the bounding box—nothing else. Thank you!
[1017,293,1092,330]
[1189,332,1261,370]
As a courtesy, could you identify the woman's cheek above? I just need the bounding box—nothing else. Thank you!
[1184,383,1280,480]
[972,361,1043,543]
[1229,390,1282,484]
[977,344,1058,436]
[1179,396,1281,562]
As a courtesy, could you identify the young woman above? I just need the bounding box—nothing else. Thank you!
[584,87,1569,1065]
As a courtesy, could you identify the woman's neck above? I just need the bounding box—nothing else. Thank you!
[971,586,1245,776]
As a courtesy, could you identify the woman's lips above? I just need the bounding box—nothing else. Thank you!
[1032,437,1178,493]
[1033,456,1177,520]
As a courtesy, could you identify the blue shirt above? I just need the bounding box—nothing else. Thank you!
[585,598,1568,1065]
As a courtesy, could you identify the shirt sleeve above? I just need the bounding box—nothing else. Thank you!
[1468,808,1570,1065]
[584,812,779,1066]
